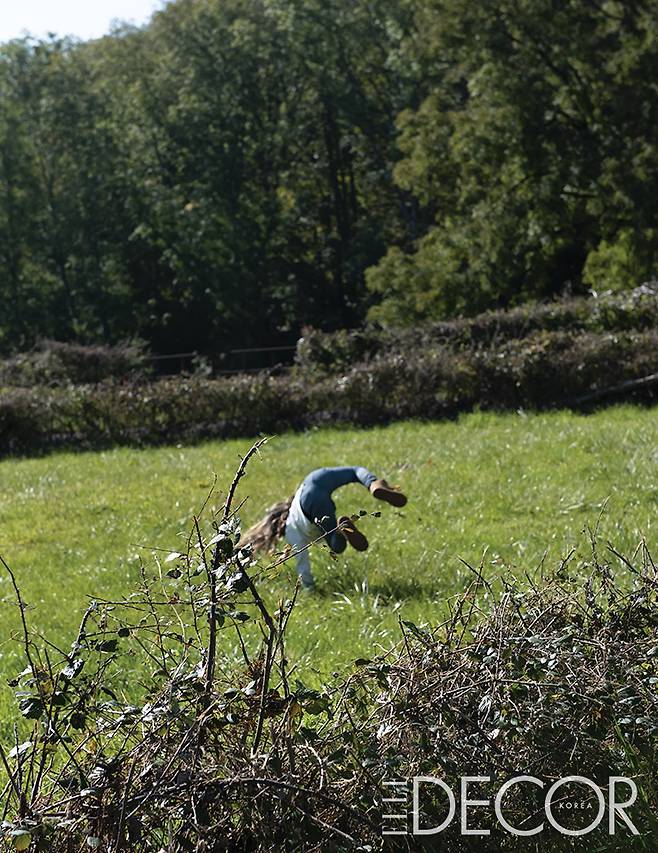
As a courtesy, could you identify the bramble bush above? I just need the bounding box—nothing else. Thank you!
[0,445,657,851]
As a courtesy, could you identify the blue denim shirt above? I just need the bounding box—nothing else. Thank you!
[299,466,376,553]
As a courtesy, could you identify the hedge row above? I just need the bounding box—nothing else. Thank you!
[3,285,657,390]
[0,338,149,387]
[296,283,658,374]
[2,329,656,455]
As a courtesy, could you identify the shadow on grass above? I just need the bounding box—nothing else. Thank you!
[316,556,459,603]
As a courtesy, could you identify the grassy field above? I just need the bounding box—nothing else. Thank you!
[0,405,656,730]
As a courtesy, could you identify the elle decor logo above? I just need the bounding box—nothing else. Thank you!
[382,775,639,837]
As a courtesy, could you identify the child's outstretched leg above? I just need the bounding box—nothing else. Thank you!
[284,524,315,588]
[284,491,316,589]
[337,516,369,551]
[369,478,407,507]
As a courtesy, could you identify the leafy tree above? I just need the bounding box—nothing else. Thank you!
[367,0,658,324]
[0,0,418,354]
[2,0,658,352]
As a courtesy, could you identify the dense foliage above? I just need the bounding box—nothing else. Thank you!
[0,0,418,355]
[367,0,658,322]
[1,0,657,355]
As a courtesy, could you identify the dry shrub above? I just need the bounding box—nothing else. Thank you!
[1,447,657,852]
[352,543,658,849]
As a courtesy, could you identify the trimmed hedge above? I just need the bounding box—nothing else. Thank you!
[1,329,657,456]
[296,283,658,374]
[0,339,149,387]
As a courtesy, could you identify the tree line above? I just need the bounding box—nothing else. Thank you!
[1,0,656,355]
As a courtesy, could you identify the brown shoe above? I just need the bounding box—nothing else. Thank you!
[369,479,407,507]
[338,516,369,551]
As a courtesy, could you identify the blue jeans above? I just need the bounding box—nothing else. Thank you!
[299,466,377,553]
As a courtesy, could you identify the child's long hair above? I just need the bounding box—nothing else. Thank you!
[240,496,293,554]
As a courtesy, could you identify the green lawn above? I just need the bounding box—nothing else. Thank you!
[0,405,656,729]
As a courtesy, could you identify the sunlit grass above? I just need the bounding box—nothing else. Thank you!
[0,405,656,729]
